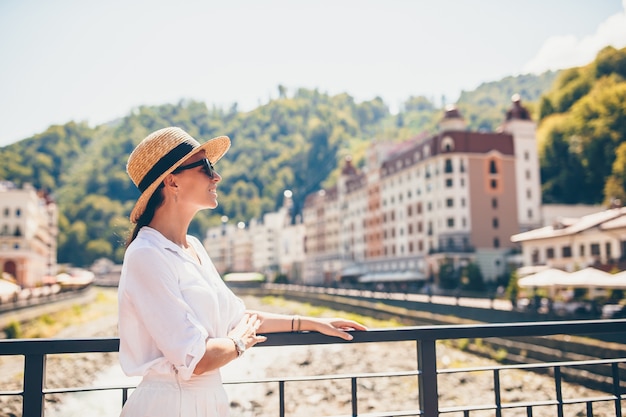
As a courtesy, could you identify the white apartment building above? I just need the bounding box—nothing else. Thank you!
[511,206,626,272]
[303,98,542,285]
[0,181,58,287]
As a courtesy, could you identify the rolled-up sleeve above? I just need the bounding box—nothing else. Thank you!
[119,245,208,380]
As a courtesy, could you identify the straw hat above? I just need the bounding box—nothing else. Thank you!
[126,127,230,223]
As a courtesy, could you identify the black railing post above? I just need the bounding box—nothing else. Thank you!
[417,338,438,417]
[494,368,502,417]
[351,376,358,417]
[279,380,285,417]
[611,362,622,417]
[23,353,46,417]
[555,366,564,417]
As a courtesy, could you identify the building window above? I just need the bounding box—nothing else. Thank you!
[489,159,498,174]
[15,208,21,217]
[492,198,498,209]
[14,226,22,237]
[526,170,531,180]
[591,243,600,256]
[606,242,612,258]
[444,159,453,173]
[490,179,497,189]
[447,218,455,228]
[562,246,572,258]
[3,208,8,217]
[407,206,413,216]
[445,178,453,188]
[532,249,539,264]
[524,151,529,160]
[493,218,499,229]
[446,198,454,207]
[526,189,532,199]
[580,244,585,256]
[546,247,555,259]
[494,237,500,248]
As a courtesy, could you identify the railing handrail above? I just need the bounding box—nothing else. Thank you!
[1,319,626,417]
[2,318,625,355]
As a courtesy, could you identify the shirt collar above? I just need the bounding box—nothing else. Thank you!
[138,226,187,256]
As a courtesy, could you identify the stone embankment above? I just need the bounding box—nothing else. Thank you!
[0,291,621,417]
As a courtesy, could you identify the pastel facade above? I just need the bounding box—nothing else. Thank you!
[0,181,58,287]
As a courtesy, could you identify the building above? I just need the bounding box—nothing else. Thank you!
[511,206,626,272]
[204,190,305,282]
[0,181,58,288]
[302,97,542,285]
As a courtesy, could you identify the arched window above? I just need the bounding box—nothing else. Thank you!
[489,159,498,174]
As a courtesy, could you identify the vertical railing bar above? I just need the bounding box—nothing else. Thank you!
[526,405,533,417]
[351,376,358,417]
[417,338,438,417]
[493,368,502,417]
[279,380,285,417]
[122,387,128,407]
[586,400,593,417]
[555,366,564,417]
[611,362,622,417]
[22,353,46,417]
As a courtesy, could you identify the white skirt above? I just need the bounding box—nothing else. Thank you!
[120,371,230,417]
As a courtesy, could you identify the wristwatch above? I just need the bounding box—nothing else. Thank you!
[230,337,246,357]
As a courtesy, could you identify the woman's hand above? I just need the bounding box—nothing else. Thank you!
[228,313,267,350]
[309,317,368,341]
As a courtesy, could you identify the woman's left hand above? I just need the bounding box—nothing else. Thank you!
[311,318,367,340]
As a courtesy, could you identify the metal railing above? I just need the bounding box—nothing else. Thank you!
[1,319,625,417]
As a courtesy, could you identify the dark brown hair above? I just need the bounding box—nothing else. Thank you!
[126,183,165,247]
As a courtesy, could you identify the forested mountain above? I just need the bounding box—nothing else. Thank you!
[1,47,624,267]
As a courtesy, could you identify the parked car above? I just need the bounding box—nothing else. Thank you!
[0,277,21,304]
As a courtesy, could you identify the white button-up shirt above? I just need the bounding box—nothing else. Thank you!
[118,227,245,381]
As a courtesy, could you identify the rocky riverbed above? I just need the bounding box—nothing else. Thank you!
[0,290,621,417]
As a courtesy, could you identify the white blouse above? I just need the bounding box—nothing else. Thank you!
[118,227,245,381]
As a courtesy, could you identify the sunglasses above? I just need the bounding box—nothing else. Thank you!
[173,158,216,178]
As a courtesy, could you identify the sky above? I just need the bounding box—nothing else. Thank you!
[1,0,625,147]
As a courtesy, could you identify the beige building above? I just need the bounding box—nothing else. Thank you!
[204,191,305,282]
[0,181,58,288]
[511,206,626,272]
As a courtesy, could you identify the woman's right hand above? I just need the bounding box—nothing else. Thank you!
[228,313,267,351]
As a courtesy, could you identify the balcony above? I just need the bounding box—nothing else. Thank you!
[1,319,625,417]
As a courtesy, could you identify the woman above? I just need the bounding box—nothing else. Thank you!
[118,127,366,417]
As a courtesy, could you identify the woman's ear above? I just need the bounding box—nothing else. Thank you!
[163,174,179,189]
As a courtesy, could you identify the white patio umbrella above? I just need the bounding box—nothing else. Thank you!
[554,267,611,288]
[517,268,569,288]
[588,269,626,289]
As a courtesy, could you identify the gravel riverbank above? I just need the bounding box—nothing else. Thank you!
[0,290,621,417]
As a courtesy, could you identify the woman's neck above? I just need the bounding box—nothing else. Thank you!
[149,206,193,247]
